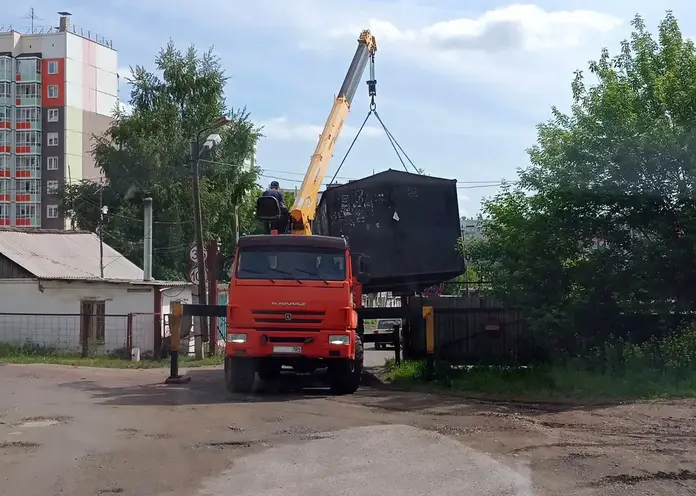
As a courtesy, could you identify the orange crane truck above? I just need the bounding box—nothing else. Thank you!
[223,31,377,394]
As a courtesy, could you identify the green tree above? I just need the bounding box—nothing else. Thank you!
[61,42,261,280]
[463,11,696,351]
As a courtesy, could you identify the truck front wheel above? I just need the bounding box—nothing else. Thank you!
[224,357,256,393]
[328,336,364,395]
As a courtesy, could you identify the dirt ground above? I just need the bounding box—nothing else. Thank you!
[0,361,695,496]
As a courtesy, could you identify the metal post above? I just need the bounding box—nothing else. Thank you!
[190,140,209,344]
[143,197,153,281]
[98,186,104,278]
[165,302,191,384]
[393,323,401,366]
[206,239,219,354]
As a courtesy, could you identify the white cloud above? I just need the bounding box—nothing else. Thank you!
[259,116,382,142]
[298,4,624,100]
[326,5,622,53]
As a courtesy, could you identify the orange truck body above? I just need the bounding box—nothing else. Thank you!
[223,234,365,393]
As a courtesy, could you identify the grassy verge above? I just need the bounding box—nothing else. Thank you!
[380,322,696,401]
[382,359,696,401]
[0,343,223,369]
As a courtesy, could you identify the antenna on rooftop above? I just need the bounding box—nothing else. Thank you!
[22,8,43,34]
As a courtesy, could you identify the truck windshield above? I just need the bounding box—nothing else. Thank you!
[236,248,347,282]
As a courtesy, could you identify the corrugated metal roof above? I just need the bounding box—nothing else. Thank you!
[0,229,144,281]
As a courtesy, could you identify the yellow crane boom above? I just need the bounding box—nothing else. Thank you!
[289,30,377,235]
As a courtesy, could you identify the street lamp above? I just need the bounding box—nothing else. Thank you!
[191,116,231,348]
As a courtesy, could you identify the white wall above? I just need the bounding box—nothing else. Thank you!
[0,279,156,354]
[160,286,194,354]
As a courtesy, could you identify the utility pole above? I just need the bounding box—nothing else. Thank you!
[143,197,153,281]
[190,139,209,346]
[99,185,104,278]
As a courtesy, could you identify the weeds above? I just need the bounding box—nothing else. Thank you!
[0,342,223,369]
[383,322,696,400]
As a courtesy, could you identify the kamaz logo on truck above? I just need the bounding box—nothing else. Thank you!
[271,302,307,306]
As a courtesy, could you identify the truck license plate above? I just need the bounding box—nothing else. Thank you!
[272,346,302,354]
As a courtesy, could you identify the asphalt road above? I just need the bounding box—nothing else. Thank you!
[364,345,394,368]
[1,363,695,496]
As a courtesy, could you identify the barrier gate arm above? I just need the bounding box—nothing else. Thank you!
[164,303,227,385]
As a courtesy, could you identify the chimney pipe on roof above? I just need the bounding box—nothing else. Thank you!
[57,11,72,32]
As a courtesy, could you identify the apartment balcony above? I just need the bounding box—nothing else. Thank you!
[14,217,40,227]
[0,96,11,107]
[15,192,41,203]
[15,121,41,131]
[15,145,41,155]
[15,96,41,107]
[15,169,40,179]
[0,58,11,83]
[16,59,41,84]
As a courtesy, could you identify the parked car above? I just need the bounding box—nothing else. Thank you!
[372,319,402,349]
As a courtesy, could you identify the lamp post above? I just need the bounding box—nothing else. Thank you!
[191,116,230,346]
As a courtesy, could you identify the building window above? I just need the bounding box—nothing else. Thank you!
[47,85,58,99]
[0,82,9,98]
[16,203,38,218]
[47,61,58,75]
[47,156,58,170]
[47,132,58,146]
[46,180,59,195]
[15,107,40,123]
[16,131,40,146]
[46,204,59,218]
[17,82,39,98]
[17,179,40,195]
[47,109,59,122]
[16,155,40,173]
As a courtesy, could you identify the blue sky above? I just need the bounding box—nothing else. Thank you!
[5,1,695,216]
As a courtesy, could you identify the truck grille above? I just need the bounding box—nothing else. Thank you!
[252,310,325,325]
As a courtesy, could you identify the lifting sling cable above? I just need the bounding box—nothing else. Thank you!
[328,59,421,186]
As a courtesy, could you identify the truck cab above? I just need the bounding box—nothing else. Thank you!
[224,234,369,394]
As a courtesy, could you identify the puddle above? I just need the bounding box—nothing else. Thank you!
[0,441,41,454]
[16,415,72,428]
[19,420,60,428]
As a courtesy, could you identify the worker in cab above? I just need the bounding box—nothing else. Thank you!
[261,181,289,233]
[262,181,286,210]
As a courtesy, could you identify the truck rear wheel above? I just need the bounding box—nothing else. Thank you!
[328,336,364,395]
[225,357,256,393]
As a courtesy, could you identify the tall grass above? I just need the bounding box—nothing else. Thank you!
[384,322,696,400]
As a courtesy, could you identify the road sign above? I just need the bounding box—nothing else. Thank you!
[188,267,210,290]
[423,282,444,297]
[188,267,199,285]
[189,244,208,264]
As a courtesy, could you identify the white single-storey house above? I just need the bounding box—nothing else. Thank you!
[0,228,194,356]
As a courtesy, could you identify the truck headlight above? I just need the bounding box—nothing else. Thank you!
[227,333,247,344]
[329,335,350,345]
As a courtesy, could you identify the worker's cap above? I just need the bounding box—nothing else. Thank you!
[270,181,280,188]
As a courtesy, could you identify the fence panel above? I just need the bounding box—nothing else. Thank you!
[0,312,130,357]
[406,295,535,365]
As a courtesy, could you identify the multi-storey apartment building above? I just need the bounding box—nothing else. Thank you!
[0,13,118,229]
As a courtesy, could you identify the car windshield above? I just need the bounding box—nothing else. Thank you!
[236,247,346,281]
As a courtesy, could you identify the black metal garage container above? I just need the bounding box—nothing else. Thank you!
[314,169,464,293]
